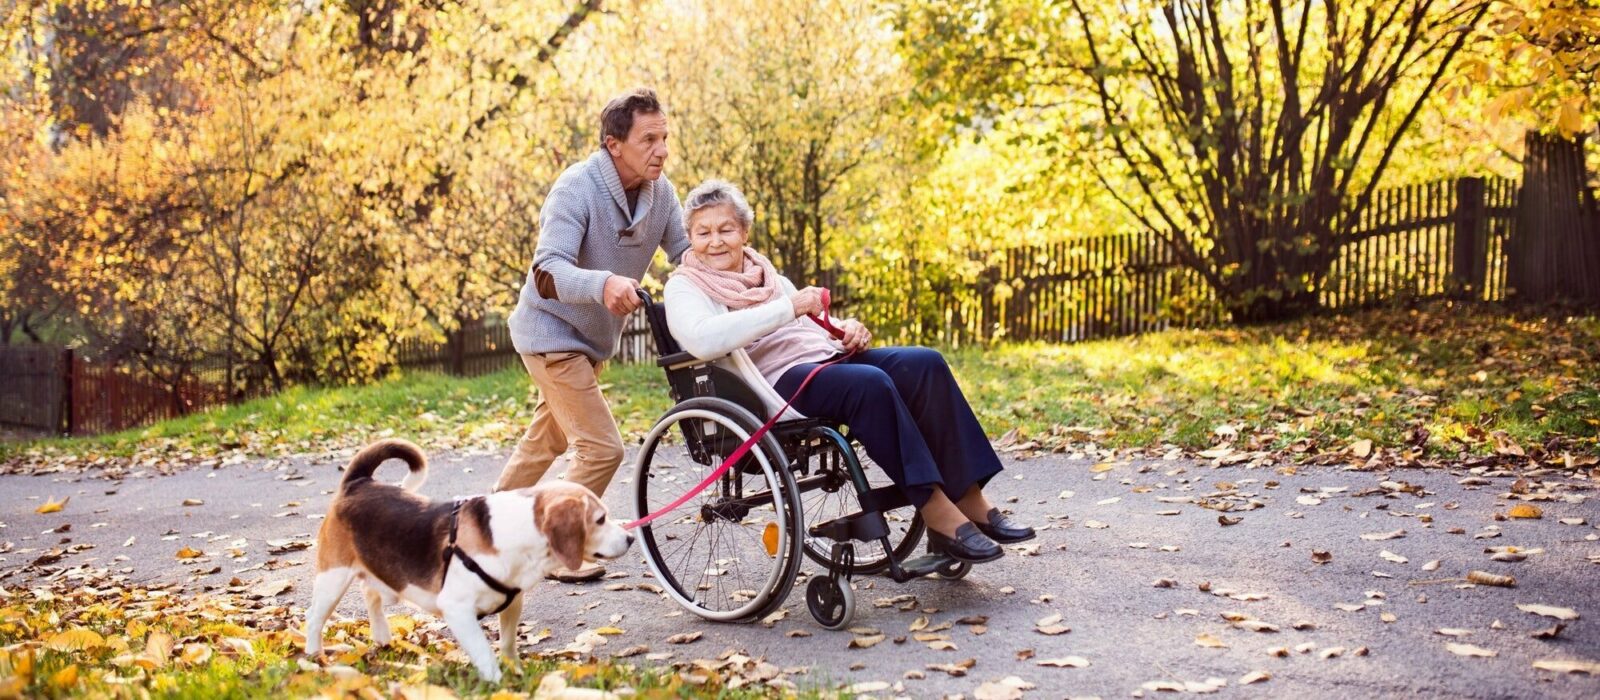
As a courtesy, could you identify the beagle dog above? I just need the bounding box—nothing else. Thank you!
[304,439,634,681]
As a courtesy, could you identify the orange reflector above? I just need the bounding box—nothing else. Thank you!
[762,522,780,557]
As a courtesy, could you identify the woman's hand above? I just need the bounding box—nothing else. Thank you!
[789,286,825,318]
[839,319,872,351]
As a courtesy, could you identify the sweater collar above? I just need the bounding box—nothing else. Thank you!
[589,149,653,226]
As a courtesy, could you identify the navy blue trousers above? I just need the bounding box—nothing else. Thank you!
[774,347,1003,508]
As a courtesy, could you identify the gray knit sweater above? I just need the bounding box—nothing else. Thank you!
[508,150,690,360]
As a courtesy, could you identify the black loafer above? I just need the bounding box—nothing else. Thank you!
[927,522,1003,563]
[975,507,1036,544]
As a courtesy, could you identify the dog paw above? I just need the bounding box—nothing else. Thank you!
[477,665,503,684]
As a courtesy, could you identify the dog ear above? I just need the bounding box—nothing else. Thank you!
[537,493,587,572]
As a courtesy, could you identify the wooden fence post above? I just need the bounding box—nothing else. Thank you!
[448,329,465,376]
[1452,177,1487,300]
[59,348,74,436]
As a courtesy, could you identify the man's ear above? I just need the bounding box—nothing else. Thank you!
[537,494,586,571]
[603,134,622,158]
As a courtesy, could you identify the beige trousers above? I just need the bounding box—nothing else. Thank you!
[495,351,625,497]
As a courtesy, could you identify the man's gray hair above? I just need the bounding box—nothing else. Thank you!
[683,179,754,230]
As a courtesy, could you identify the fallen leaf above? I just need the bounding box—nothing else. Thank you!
[46,628,105,652]
[1239,671,1270,685]
[848,634,885,649]
[48,664,79,690]
[1036,656,1090,668]
[974,676,1034,700]
[1531,623,1566,639]
[1194,632,1227,648]
[35,496,69,514]
[1532,659,1600,674]
[1380,550,1408,564]
[1447,643,1497,658]
[1517,604,1579,621]
[666,631,702,645]
[1507,503,1542,519]
[1236,620,1279,633]
[926,659,975,677]
[760,608,787,628]
[249,580,292,598]
[1467,571,1516,587]
[182,499,205,506]
[1436,628,1473,637]
[1218,516,1242,526]
[1311,551,1333,564]
[1350,439,1373,458]
[1361,529,1406,541]
[614,644,649,658]
[176,547,204,559]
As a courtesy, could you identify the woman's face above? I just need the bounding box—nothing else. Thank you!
[687,204,749,272]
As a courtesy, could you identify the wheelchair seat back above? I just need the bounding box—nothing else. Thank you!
[639,289,805,423]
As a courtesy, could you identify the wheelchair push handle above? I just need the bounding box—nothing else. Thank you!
[635,287,655,308]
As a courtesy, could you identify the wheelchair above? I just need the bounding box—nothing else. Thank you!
[629,289,972,630]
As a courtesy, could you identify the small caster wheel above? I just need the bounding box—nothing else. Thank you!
[934,560,972,580]
[806,575,855,630]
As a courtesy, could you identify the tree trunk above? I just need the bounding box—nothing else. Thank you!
[1511,130,1600,305]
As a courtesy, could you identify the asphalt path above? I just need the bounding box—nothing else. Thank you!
[4,448,1598,699]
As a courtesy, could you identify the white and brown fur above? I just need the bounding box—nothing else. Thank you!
[304,439,634,682]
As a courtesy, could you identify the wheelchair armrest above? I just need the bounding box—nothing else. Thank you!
[657,351,710,370]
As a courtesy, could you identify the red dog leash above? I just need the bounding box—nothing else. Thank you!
[625,288,851,531]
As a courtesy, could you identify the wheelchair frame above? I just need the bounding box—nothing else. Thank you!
[630,290,969,629]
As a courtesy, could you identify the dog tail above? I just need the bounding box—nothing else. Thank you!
[341,439,428,494]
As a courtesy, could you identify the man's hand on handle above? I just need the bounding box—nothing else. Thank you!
[604,275,643,316]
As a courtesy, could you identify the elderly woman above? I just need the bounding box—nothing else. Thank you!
[663,180,1034,564]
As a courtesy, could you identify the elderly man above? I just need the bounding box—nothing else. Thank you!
[499,87,689,581]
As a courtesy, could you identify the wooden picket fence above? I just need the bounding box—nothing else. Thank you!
[837,176,1521,346]
[0,346,243,435]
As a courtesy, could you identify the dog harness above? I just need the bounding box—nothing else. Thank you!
[442,498,521,620]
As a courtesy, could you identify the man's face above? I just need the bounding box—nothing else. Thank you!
[606,111,669,186]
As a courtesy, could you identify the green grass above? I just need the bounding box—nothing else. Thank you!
[4,301,1597,470]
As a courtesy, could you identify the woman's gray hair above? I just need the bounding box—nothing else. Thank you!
[683,179,754,230]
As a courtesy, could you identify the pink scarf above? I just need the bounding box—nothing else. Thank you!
[674,247,783,309]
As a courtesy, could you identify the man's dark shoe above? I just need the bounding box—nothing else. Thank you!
[975,507,1036,544]
[927,522,1003,563]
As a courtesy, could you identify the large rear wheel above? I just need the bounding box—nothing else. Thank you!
[633,398,803,622]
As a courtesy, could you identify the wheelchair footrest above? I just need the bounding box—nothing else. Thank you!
[808,510,890,543]
[898,553,957,579]
[858,486,911,514]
